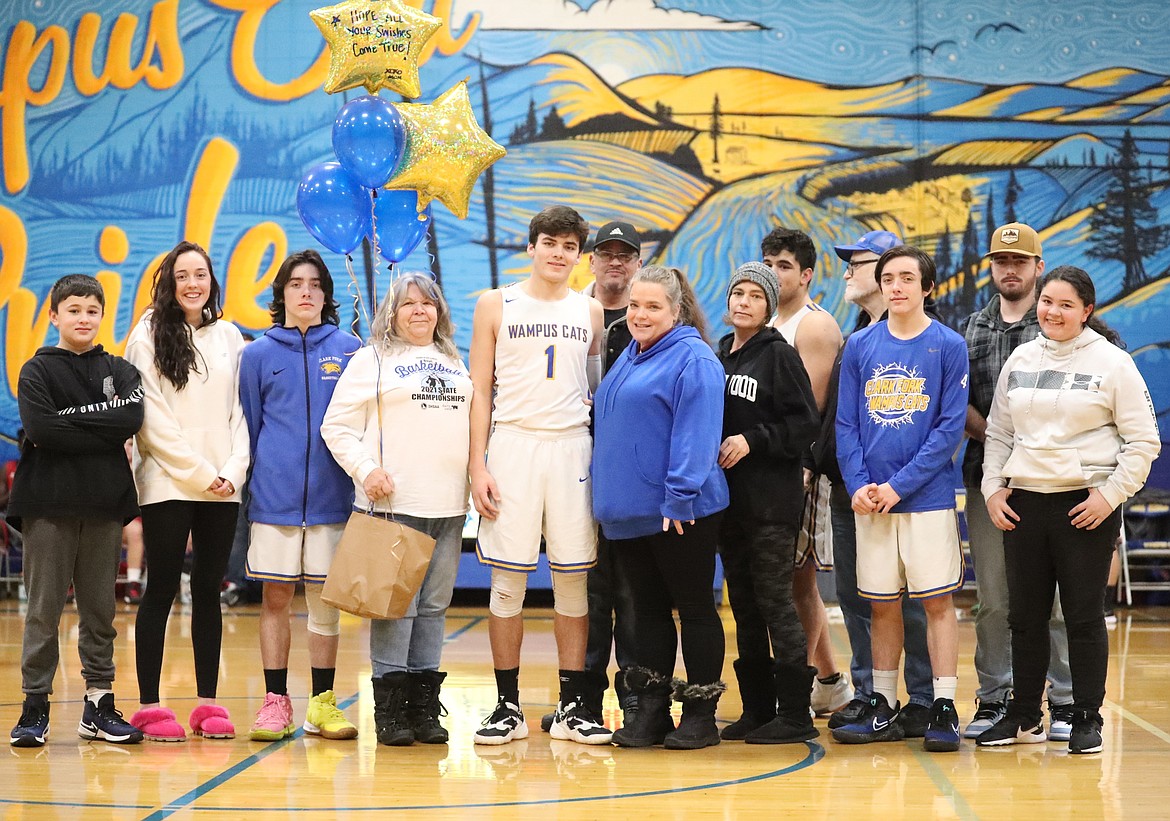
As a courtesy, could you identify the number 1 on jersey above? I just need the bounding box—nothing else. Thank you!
[544,344,555,379]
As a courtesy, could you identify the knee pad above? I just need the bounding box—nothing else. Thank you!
[489,569,529,618]
[552,571,589,618]
[304,583,341,637]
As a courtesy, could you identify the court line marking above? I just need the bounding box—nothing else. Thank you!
[190,743,826,813]
[1105,699,1170,746]
[908,744,980,821]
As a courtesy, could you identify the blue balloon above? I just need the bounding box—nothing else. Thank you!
[372,190,432,264]
[296,162,371,255]
[332,95,406,189]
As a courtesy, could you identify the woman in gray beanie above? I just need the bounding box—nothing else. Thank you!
[715,262,823,744]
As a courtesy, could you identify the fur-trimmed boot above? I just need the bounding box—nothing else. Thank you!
[611,667,674,748]
[746,663,820,744]
[664,679,726,750]
[720,657,777,740]
[404,670,448,744]
[372,672,414,746]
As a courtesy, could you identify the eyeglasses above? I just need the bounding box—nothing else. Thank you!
[846,259,878,274]
[594,250,638,264]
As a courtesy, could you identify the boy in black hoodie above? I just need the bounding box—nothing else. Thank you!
[8,275,145,748]
[716,262,821,743]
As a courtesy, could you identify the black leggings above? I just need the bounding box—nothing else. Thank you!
[719,518,807,667]
[136,500,239,703]
[1003,489,1119,715]
[612,513,725,685]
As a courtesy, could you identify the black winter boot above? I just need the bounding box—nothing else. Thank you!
[612,667,675,747]
[746,663,820,744]
[372,672,414,746]
[720,657,777,740]
[405,670,448,744]
[664,679,726,750]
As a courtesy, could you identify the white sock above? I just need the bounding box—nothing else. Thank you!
[933,676,958,702]
[86,688,113,706]
[873,669,899,706]
[126,568,142,583]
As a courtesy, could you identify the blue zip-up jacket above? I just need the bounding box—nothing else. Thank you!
[240,323,362,526]
[593,325,729,539]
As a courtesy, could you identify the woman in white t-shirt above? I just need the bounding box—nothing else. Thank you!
[321,272,471,748]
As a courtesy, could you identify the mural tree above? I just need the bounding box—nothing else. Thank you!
[1088,130,1170,292]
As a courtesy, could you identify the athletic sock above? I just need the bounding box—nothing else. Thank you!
[558,669,587,707]
[86,688,113,706]
[817,672,842,685]
[873,669,899,706]
[311,667,335,697]
[495,667,520,705]
[933,676,958,702]
[264,668,288,696]
[126,567,142,584]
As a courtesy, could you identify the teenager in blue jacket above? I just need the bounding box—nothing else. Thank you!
[593,265,729,751]
[239,250,362,742]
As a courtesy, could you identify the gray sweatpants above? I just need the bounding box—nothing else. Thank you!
[21,517,123,695]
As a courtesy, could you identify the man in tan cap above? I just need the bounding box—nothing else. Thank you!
[960,222,1075,744]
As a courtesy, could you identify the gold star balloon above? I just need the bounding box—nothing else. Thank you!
[310,0,441,98]
[385,81,507,220]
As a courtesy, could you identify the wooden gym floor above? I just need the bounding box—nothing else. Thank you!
[1,594,1168,819]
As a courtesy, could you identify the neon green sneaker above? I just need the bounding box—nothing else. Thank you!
[303,691,357,740]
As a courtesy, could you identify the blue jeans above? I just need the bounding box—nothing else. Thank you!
[369,514,464,675]
[966,485,1073,705]
[830,484,933,707]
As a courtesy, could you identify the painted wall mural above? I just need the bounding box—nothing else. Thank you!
[2,0,1169,466]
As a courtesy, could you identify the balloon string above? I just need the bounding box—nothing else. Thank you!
[368,188,383,304]
[426,220,436,275]
[346,254,370,339]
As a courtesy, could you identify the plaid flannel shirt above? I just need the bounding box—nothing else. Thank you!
[962,294,1039,485]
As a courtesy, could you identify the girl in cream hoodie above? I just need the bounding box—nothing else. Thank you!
[980,266,1159,755]
[124,241,249,742]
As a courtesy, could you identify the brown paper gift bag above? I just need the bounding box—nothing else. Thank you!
[321,510,437,619]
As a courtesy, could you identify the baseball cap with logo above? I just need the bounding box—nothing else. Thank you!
[984,222,1042,258]
[833,230,901,261]
[591,221,641,252]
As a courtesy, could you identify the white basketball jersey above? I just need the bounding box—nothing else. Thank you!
[493,283,593,431]
[775,301,826,347]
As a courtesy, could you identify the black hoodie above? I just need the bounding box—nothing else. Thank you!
[7,345,145,530]
[717,327,819,524]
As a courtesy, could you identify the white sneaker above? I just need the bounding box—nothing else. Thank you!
[474,699,528,745]
[811,675,853,716]
[549,699,612,745]
[963,699,1008,739]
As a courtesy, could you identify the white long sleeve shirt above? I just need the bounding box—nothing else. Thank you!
[124,312,250,505]
[321,344,471,518]
[982,326,1160,510]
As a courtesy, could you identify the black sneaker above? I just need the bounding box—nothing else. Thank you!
[123,581,144,605]
[963,699,1008,739]
[549,698,612,745]
[830,693,904,744]
[78,694,144,744]
[1068,709,1103,755]
[975,711,1046,747]
[540,711,555,733]
[897,702,930,738]
[827,695,870,730]
[922,698,960,752]
[473,698,528,745]
[10,698,50,747]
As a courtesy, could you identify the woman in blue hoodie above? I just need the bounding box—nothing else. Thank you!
[594,265,729,751]
[239,250,362,742]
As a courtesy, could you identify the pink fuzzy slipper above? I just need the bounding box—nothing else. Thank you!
[130,707,187,742]
[190,704,235,739]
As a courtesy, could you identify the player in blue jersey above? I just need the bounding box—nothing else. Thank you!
[832,245,969,753]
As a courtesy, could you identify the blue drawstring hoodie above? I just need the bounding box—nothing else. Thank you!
[240,323,362,526]
[593,325,729,540]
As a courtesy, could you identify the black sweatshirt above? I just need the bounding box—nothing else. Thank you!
[7,345,145,530]
[717,327,819,524]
